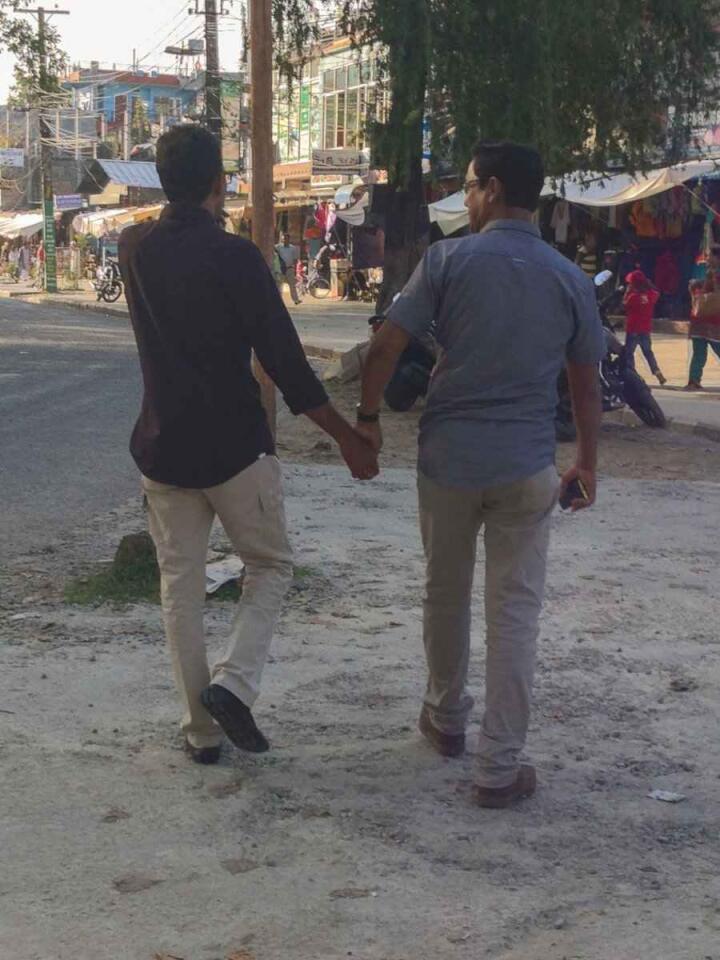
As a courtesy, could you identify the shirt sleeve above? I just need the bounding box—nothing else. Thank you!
[386,245,442,342]
[566,274,605,363]
[235,243,328,415]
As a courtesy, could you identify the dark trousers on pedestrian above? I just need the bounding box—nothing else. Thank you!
[626,333,660,375]
[689,337,720,385]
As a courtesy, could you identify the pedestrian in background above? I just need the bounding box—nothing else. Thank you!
[623,269,666,385]
[275,232,302,305]
[575,232,599,279]
[688,244,720,389]
[357,141,604,809]
[119,125,377,766]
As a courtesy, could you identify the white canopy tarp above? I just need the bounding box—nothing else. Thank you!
[334,182,370,226]
[427,157,720,235]
[0,213,44,238]
[336,192,369,226]
[72,208,127,236]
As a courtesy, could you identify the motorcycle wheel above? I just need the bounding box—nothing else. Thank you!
[309,277,331,299]
[101,281,123,303]
[623,369,667,428]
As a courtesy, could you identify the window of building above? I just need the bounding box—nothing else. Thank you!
[321,55,380,151]
[324,94,337,149]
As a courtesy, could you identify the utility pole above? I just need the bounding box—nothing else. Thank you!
[190,0,224,141]
[18,5,69,294]
[249,0,276,432]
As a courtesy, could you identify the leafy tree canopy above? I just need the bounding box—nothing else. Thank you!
[0,1,67,107]
[337,0,720,179]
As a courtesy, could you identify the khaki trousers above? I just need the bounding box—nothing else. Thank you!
[418,465,559,788]
[143,456,294,748]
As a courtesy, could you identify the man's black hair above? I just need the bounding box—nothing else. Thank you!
[471,141,545,212]
[156,124,223,204]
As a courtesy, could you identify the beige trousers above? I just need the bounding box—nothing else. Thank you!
[418,465,559,788]
[143,456,294,748]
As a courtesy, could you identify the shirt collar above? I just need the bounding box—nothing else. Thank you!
[481,218,541,238]
[160,202,217,225]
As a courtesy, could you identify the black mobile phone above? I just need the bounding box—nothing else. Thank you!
[559,477,589,510]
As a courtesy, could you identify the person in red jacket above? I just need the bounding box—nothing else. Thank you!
[623,270,666,385]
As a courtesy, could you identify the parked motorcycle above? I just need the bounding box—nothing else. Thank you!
[555,270,666,439]
[368,314,436,412]
[93,260,123,304]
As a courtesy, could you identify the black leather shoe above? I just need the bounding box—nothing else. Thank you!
[184,738,221,765]
[419,705,465,758]
[200,684,270,753]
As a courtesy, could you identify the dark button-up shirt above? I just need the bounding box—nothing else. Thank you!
[119,202,328,488]
[389,219,605,488]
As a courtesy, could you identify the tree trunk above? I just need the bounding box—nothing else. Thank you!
[374,0,430,316]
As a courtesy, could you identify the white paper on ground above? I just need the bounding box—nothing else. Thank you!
[205,557,245,594]
[647,789,687,803]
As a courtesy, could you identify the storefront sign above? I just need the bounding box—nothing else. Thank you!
[299,85,311,130]
[0,148,25,168]
[312,149,369,175]
[273,161,313,182]
[43,198,57,294]
[55,194,84,211]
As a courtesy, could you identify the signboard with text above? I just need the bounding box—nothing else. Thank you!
[43,198,57,294]
[312,148,369,176]
[0,147,25,168]
[55,194,84,211]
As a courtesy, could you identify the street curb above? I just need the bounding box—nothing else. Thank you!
[2,289,346,360]
[0,289,130,319]
[609,315,690,335]
[6,290,716,440]
[606,407,720,443]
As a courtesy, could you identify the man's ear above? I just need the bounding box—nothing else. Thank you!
[487,175,503,205]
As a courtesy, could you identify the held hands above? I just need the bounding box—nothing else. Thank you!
[560,464,597,512]
[354,419,383,454]
[340,428,379,480]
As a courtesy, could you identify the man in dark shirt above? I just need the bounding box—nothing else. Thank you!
[120,125,377,765]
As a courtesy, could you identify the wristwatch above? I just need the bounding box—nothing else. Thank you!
[356,404,380,423]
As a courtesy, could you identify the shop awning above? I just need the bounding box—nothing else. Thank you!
[0,213,44,238]
[72,204,165,237]
[77,159,163,194]
[428,157,720,235]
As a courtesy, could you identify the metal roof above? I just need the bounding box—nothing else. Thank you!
[76,159,163,194]
[96,160,162,189]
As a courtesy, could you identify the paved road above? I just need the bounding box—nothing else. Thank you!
[0,300,141,560]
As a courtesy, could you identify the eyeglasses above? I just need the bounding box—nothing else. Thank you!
[463,178,481,194]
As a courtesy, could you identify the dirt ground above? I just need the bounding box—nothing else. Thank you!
[281,373,720,482]
[1,386,720,960]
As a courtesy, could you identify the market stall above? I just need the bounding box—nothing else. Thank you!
[428,158,720,317]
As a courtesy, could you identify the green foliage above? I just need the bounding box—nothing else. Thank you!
[337,0,720,177]
[63,561,241,608]
[432,0,720,175]
[0,2,67,107]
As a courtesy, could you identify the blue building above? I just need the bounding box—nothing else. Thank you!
[63,64,197,148]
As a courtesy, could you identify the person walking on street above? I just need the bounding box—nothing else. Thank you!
[275,232,302,305]
[687,244,720,389]
[356,141,604,808]
[119,125,377,765]
[623,269,666,384]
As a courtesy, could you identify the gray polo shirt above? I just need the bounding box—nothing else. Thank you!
[388,219,604,488]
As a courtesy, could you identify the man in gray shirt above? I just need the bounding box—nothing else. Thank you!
[357,141,604,808]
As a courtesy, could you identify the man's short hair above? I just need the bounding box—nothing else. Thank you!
[471,141,545,212]
[156,124,223,203]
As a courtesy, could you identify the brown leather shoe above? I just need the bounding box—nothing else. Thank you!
[475,765,537,809]
[418,705,465,758]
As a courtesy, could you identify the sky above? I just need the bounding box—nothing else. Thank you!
[0,0,243,101]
